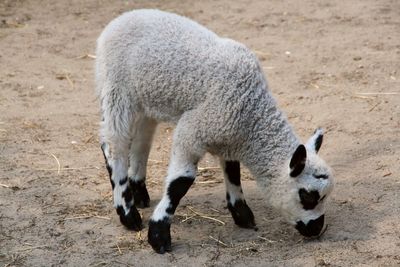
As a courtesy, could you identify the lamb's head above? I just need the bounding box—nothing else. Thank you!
[269,129,334,238]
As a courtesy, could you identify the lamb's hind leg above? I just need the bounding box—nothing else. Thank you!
[128,117,157,208]
[100,114,143,231]
[221,159,257,230]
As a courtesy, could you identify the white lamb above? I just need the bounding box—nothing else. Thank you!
[95,9,334,254]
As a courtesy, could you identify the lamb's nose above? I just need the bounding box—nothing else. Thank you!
[295,214,325,237]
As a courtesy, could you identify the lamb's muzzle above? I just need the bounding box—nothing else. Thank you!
[295,214,325,238]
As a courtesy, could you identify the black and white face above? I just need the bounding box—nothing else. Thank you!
[283,129,334,238]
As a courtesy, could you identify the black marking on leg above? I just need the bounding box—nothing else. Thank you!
[122,186,133,205]
[109,178,115,190]
[148,217,172,254]
[130,179,150,208]
[166,176,194,215]
[116,206,124,217]
[100,143,114,189]
[225,161,241,186]
[299,188,320,210]
[105,164,113,179]
[116,205,143,231]
[100,143,111,177]
[227,194,257,230]
[119,176,128,186]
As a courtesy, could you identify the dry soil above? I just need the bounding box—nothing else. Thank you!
[0,0,399,266]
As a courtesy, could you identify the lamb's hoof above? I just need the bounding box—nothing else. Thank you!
[130,180,150,208]
[116,206,143,231]
[228,200,257,230]
[148,218,172,254]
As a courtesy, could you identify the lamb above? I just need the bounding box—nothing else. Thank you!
[95,9,334,254]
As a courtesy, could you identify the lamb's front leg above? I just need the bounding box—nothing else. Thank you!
[147,116,204,253]
[221,160,257,229]
[147,154,197,253]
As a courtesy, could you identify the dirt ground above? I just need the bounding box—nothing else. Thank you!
[0,0,399,266]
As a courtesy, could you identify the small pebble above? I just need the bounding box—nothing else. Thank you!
[85,229,94,235]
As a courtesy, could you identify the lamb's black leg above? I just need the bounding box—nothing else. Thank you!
[222,160,257,230]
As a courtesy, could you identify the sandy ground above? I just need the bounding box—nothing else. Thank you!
[0,0,399,266]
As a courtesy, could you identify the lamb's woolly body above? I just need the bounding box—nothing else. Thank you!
[96,9,299,186]
[96,9,334,252]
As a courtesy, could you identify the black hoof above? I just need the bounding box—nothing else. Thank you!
[130,180,150,208]
[148,218,172,254]
[116,206,143,231]
[228,200,257,230]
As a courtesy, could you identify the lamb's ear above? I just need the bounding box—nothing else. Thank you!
[290,144,307,177]
[306,128,324,153]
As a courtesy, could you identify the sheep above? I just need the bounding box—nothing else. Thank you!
[95,9,334,254]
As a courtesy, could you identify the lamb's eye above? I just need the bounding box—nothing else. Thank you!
[313,174,328,179]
